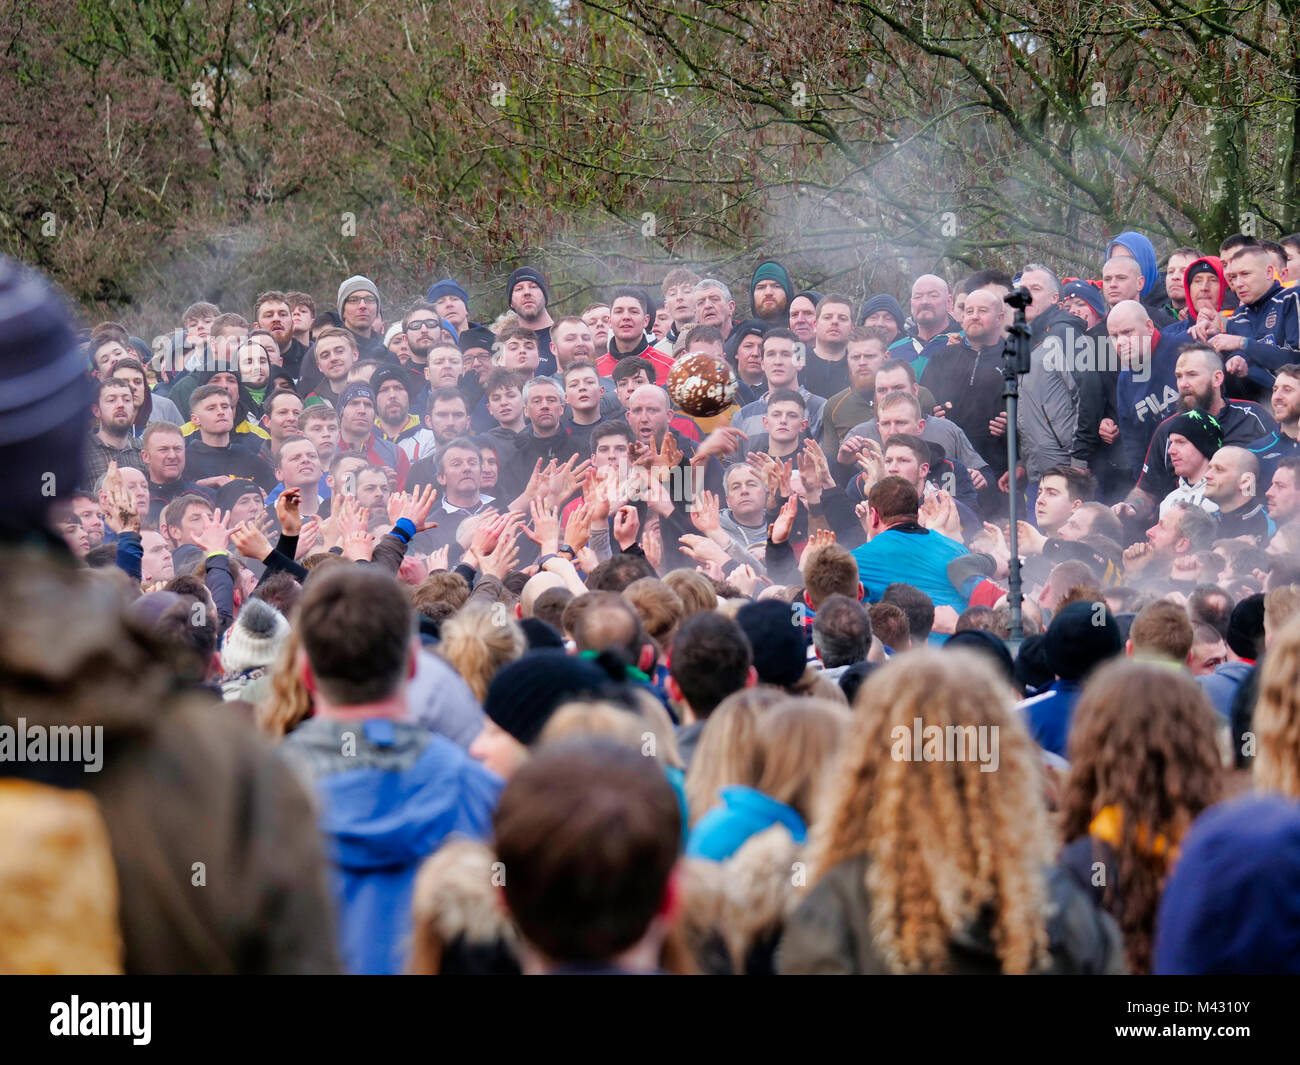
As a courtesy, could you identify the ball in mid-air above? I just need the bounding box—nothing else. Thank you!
[667,352,738,417]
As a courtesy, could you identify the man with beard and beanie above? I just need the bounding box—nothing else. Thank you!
[1019,600,1123,759]
[506,266,557,375]
[1118,344,1277,525]
[337,275,388,362]
[281,565,500,974]
[0,256,341,974]
[371,365,423,463]
[750,260,794,327]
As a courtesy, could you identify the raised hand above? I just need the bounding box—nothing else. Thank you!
[695,426,746,463]
[427,544,450,572]
[1015,519,1046,554]
[613,505,640,550]
[397,483,439,530]
[195,508,233,555]
[679,532,730,567]
[689,489,723,535]
[480,523,521,579]
[100,462,139,534]
[295,517,321,559]
[456,507,499,549]
[642,517,663,571]
[524,498,561,555]
[230,519,273,561]
[276,488,303,536]
[1123,541,1153,573]
[769,493,799,545]
[341,530,375,562]
[564,502,592,553]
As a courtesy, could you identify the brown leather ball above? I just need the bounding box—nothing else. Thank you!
[667,352,738,417]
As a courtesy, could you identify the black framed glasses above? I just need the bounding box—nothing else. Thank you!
[405,318,439,331]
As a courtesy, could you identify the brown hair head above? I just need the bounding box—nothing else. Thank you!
[1060,659,1222,973]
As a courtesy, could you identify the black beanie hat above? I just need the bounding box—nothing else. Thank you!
[1165,409,1223,462]
[943,629,1015,684]
[1045,600,1122,681]
[506,267,550,308]
[483,650,610,745]
[793,289,823,309]
[519,616,565,650]
[1226,593,1265,660]
[0,257,94,535]
[459,326,496,355]
[1013,633,1055,694]
[723,318,768,360]
[215,477,263,513]
[736,599,808,687]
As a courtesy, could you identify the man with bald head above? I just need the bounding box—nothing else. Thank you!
[1109,299,1181,476]
[1204,445,1270,541]
[919,286,1007,473]
[910,274,961,360]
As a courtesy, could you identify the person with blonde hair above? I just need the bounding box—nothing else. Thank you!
[663,569,718,618]
[257,625,312,738]
[1059,660,1222,974]
[683,687,782,828]
[435,600,527,702]
[687,699,847,860]
[1252,613,1300,798]
[408,839,521,975]
[779,649,1123,975]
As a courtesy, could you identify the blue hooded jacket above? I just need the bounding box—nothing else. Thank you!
[1105,231,1160,300]
[1155,796,1300,974]
[687,786,806,861]
[283,717,502,974]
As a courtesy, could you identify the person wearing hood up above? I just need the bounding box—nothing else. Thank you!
[1104,230,1174,326]
[749,259,793,327]
[1154,796,1300,974]
[280,565,502,975]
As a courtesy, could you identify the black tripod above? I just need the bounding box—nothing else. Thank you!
[1000,287,1034,643]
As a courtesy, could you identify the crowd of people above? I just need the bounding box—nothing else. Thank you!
[5,226,1300,975]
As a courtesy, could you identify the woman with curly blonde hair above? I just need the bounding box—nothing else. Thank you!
[435,600,527,702]
[779,649,1123,975]
[1246,611,1300,797]
[1059,659,1222,975]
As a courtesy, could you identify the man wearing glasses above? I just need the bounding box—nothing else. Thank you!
[402,301,453,400]
[337,275,388,361]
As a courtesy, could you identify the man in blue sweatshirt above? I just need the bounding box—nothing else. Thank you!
[1213,244,1300,383]
[281,565,502,974]
[851,475,968,611]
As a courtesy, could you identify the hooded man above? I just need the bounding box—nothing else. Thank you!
[750,260,794,327]
[1104,230,1173,326]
